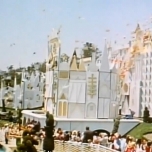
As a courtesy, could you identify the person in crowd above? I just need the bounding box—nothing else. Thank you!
[136,138,144,152]
[146,141,152,152]
[82,126,93,143]
[120,135,127,152]
[125,141,136,152]
[4,124,9,144]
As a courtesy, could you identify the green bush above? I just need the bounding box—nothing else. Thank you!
[112,116,121,134]
[16,130,38,152]
[143,107,150,123]
[43,111,54,151]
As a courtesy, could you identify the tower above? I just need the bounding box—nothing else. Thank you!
[98,42,111,118]
[45,29,61,115]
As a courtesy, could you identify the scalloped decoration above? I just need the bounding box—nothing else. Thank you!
[142,73,146,79]
[147,74,150,80]
[147,65,150,72]
[142,66,146,72]
[148,51,151,57]
[147,58,150,65]
[150,58,152,64]
[146,88,150,95]
[146,81,150,87]
[141,102,145,108]
[142,80,146,86]
[143,58,147,65]
[145,101,149,107]
[142,95,145,102]
[142,87,145,94]
[146,96,149,102]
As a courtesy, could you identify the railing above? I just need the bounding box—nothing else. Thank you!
[54,140,117,152]
[9,138,116,152]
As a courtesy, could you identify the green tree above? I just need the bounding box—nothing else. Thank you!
[43,112,54,151]
[17,108,22,130]
[82,42,95,58]
[143,107,150,123]
[112,116,121,134]
[16,129,38,152]
[39,61,46,73]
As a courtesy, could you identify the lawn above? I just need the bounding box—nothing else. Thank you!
[0,120,11,127]
[127,122,152,139]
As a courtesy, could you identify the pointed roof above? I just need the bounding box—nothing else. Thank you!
[111,64,117,73]
[59,93,66,100]
[73,50,77,56]
[135,24,141,33]
[70,56,77,70]
[99,42,110,72]
[78,59,86,71]
[88,52,98,72]
[70,50,78,70]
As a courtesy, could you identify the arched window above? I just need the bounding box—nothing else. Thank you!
[58,101,68,117]
[86,103,96,118]
[63,102,67,116]
[58,102,62,116]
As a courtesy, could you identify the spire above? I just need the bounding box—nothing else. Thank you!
[70,50,78,70]
[21,69,26,81]
[134,24,140,33]
[99,41,110,72]
[78,58,86,71]
[88,51,98,72]
[73,50,77,56]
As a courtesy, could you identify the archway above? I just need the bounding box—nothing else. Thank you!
[93,129,110,136]
[86,103,96,118]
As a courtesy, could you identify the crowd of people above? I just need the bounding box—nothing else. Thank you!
[54,127,152,152]
[0,122,151,152]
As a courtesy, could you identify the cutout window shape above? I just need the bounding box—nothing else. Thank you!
[58,101,68,117]
[90,105,94,111]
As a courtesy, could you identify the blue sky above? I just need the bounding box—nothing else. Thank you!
[0,0,152,70]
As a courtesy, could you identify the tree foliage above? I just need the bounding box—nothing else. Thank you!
[17,130,38,152]
[0,61,46,88]
[82,42,102,59]
[43,111,54,151]
[82,42,96,58]
[17,108,22,129]
[143,107,150,123]
[112,116,121,134]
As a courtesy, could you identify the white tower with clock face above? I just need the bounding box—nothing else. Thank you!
[45,29,61,115]
[47,29,61,70]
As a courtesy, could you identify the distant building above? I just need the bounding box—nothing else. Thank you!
[45,30,119,119]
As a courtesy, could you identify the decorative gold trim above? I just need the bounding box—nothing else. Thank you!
[59,93,66,100]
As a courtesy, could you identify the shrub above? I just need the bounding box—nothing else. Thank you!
[16,130,38,152]
[112,116,121,134]
[143,107,150,123]
[43,111,54,151]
